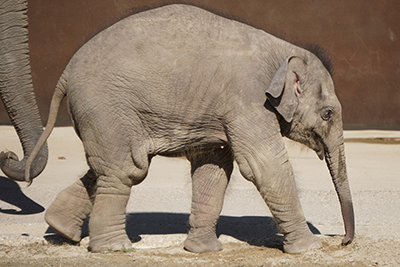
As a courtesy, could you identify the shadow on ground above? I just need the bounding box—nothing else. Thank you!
[46,212,320,250]
[0,176,44,214]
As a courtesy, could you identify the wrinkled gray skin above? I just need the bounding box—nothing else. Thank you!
[0,0,48,182]
[27,5,354,254]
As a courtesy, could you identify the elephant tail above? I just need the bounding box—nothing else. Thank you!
[24,77,67,184]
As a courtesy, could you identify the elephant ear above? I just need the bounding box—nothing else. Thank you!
[266,56,305,122]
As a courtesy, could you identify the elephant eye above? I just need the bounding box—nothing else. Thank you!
[321,107,334,121]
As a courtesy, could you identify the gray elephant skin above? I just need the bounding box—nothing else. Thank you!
[0,0,48,181]
[26,4,354,254]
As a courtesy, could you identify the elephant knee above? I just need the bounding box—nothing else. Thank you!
[128,166,148,185]
[128,146,150,185]
[235,154,256,183]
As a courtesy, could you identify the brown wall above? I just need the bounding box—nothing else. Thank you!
[1,0,399,129]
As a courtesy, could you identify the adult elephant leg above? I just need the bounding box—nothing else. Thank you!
[184,146,234,253]
[45,170,96,242]
[228,116,321,254]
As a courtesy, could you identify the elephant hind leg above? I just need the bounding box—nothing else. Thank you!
[88,174,133,252]
[45,170,96,242]
[184,146,234,253]
[73,129,152,251]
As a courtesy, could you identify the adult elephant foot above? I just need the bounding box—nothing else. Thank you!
[45,171,95,242]
[184,228,222,253]
[283,231,322,254]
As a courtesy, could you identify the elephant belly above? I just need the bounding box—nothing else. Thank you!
[147,120,229,156]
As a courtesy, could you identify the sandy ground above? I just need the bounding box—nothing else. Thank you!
[1,126,400,266]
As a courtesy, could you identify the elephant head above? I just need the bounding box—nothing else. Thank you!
[0,0,48,182]
[266,53,355,245]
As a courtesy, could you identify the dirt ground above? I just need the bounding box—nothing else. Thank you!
[0,234,399,266]
[1,127,400,266]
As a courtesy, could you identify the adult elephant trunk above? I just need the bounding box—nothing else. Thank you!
[0,0,48,182]
[324,131,355,245]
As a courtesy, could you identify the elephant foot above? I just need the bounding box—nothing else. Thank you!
[45,178,93,242]
[283,233,322,254]
[88,190,132,252]
[45,209,82,242]
[184,228,222,253]
[89,234,132,252]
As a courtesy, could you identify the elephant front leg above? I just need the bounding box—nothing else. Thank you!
[45,170,96,242]
[88,175,132,252]
[258,161,322,253]
[228,114,322,253]
[184,147,234,253]
[235,143,322,254]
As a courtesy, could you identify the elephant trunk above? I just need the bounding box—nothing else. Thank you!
[324,134,355,245]
[0,0,48,182]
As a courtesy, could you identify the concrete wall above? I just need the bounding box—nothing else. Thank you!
[1,0,399,129]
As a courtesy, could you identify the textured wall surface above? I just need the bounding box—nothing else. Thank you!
[1,0,399,129]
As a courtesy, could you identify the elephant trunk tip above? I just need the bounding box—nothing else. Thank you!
[341,235,353,246]
[341,222,355,246]
[0,150,23,181]
[0,146,48,184]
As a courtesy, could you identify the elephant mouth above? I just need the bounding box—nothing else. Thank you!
[315,147,325,160]
[313,132,327,161]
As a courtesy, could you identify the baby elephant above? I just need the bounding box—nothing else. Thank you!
[27,4,354,253]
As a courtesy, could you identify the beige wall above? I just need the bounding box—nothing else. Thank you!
[1,0,399,129]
